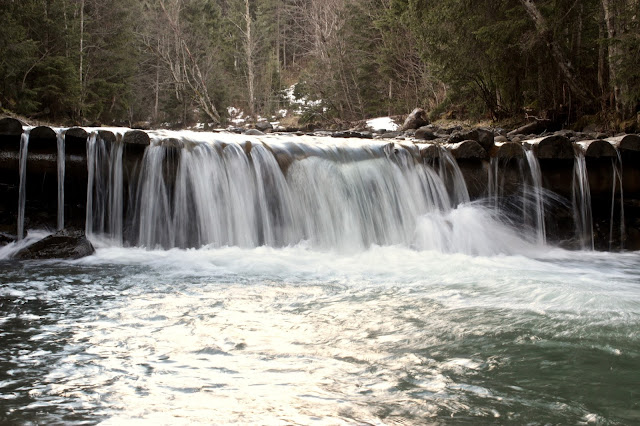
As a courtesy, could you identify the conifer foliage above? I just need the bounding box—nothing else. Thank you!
[0,0,638,127]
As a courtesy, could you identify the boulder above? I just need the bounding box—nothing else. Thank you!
[255,121,273,133]
[0,117,23,136]
[495,142,525,159]
[401,108,429,131]
[244,129,265,136]
[607,134,640,152]
[476,128,495,152]
[449,128,494,152]
[415,126,437,141]
[13,229,95,260]
[578,140,617,158]
[446,140,487,160]
[528,135,573,159]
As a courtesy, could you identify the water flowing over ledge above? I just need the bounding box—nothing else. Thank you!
[1,118,639,254]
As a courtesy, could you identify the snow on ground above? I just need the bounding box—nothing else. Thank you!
[366,116,399,132]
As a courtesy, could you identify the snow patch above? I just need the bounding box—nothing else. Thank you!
[367,117,399,132]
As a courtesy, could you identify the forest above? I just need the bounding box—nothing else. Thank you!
[1,0,639,130]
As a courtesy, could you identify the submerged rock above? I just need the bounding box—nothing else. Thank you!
[13,229,95,260]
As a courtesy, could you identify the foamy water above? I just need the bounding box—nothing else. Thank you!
[1,230,639,424]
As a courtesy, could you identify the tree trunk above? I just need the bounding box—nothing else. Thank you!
[244,0,255,120]
[601,0,622,114]
[520,0,590,102]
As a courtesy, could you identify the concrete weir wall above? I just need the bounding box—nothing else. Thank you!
[1,117,639,250]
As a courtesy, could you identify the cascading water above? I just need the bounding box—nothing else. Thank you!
[17,130,30,240]
[77,132,553,254]
[523,147,547,245]
[56,129,65,230]
[610,149,625,250]
[3,129,640,426]
[572,146,594,250]
[85,132,124,244]
[126,136,471,251]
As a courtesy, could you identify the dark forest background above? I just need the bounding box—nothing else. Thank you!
[1,0,639,129]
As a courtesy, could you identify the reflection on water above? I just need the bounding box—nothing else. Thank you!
[1,244,639,424]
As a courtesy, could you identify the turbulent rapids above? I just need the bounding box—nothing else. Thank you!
[1,122,640,424]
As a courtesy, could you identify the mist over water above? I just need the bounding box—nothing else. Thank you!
[2,133,640,424]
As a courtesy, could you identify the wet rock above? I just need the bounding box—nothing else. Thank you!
[401,108,429,131]
[495,135,508,143]
[449,128,494,152]
[244,129,265,136]
[446,140,487,160]
[476,128,495,152]
[0,117,23,137]
[495,142,525,159]
[13,229,95,260]
[578,140,617,158]
[419,144,440,160]
[415,126,437,140]
[608,134,640,151]
[255,121,273,133]
[528,135,573,159]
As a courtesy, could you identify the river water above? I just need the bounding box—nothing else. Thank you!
[1,224,639,425]
[2,132,639,424]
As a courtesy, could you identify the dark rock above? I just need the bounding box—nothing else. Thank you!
[608,134,640,151]
[415,126,437,140]
[495,135,508,143]
[495,142,525,159]
[401,108,429,131]
[255,121,273,133]
[449,129,478,144]
[244,129,265,136]
[447,140,487,160]
[580,140,617,158]
[530,135,573,159]
[0,232,16,246]
[507,120,552,137]
[419,144,440,160]
[123,130,149,147]
[13,229,95,260]
[476,128,495,152]
[0,117,23,136]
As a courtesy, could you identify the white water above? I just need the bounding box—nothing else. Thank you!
[523,149,546,245]
[56,129,65,230]
[610,152,625,250]
[17,131,30,240]
[572,147,594,250]
[3,131,640,425]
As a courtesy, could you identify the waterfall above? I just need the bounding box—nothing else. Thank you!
[523,148,546,245]
[86,132,124,243]
[610,150,625,251]
[487,157,500,211]
[572,146,594,250]
[94,135,479,250]
[17,131,30,240]
[56,129,66,230]
[436,145,470,206]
